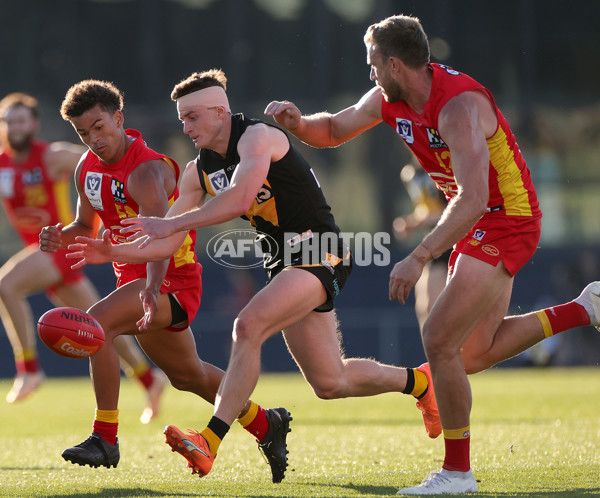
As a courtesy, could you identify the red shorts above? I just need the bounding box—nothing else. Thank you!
[46,247,86,296]
[449,215,542,277]
[117,262,203,332]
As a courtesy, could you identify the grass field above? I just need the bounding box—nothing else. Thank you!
[1,367,599,497]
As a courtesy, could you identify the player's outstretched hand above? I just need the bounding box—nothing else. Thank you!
[39,222,64,253]
[264,100,302,131]
[120,216,174,249]
[66,229,113,269]
[137,288,158,331]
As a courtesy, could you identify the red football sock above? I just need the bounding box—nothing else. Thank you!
[135,365,154,390]
[442,427,470,472]
[93,409,119,445]
[93,420,118,445]
[536,301,590,337]
[15,348,39,374]
[238,401,269,441]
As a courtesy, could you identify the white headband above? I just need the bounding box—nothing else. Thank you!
[176,86,231,113]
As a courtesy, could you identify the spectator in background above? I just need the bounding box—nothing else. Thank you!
[0,92,166,424]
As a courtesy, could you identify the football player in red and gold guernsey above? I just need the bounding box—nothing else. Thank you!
[0,92,169,421]
[39,81,291,482]
[265,14,600,495]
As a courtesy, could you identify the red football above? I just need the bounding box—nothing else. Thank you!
[37,307,105,359]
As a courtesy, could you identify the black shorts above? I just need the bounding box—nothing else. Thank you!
[266,245,352,312]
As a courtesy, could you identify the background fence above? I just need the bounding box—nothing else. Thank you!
[1,0,600,376]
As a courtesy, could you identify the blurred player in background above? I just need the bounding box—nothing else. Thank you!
[265,14,600,494]
[39,81,290,482]
[0,92,167,423]
[393,163,450,331]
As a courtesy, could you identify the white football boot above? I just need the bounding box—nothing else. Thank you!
[397,469,478,495]
[573,281,600,331]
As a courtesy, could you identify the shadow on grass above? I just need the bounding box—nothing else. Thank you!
[47,490,198,498]
[0,465,65,471]
[307,482,600,497]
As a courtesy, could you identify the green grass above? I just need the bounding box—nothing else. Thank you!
[1,368,599,497]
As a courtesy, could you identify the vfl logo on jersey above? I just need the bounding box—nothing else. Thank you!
[111,178,127,204]
[22,167,43,186]
[473,229,486,241]
[208,169,230,194]
[256,185,273,204]
[426,128,447,149]
[395,119,414,145]
[84,172,104,211]
[439,64,459,75]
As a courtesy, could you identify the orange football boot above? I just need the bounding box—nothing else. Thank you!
[164,425,214,477]
[415,362,442,438]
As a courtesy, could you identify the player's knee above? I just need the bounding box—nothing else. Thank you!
[309,376,347,400]
[87,302,117,335]
[422,327,453,364]
[166,363,214,395]
[462,353,489,375]
[232,312,265,347]
[162,363,201,391]
[167,372,194,392]
[0,275,17,300]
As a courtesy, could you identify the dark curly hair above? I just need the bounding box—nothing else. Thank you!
[60,80,124,120]
[171,69,227,100]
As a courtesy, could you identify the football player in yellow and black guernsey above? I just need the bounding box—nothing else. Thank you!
[67,69,433,477]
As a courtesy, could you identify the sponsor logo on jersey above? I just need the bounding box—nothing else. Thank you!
[208,169,230,194]
[395,118,414,145]
[439,64,460,75]
[426,127,447,149]
[286,229,314,247]
[22,167,43,186]
[482,244,499,256]
[111,178,127,204]
[256,185,273,204]
[84,172,104,211]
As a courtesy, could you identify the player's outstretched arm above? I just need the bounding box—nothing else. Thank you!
[123,127,273,247]
[120,159,207,248]
[264,87,383,148]
[67,229,113,268]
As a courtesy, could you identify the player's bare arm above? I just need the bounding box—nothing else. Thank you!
[44,142,87,180]
[68,159,206,265]
[418,91,494,259]
[389,91,493,304]
[265,86,382,148]
[127,158,176,328]
[122,124,275,244]
[39,157,99,253]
